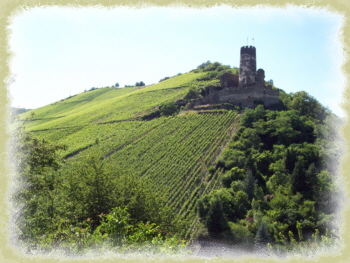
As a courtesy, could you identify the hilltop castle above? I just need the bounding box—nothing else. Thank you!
[194,46,280,109]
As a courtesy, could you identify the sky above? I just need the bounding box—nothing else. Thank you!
[7,5,345,117]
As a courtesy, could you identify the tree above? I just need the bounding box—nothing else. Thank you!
[197,60,211,69]
[135,81,145,87]
[159,101,178,116]
[289,91,328,121]
[291,156,306,194]
[232,191,250,219]
[159,76,170,82]
[66,151,117,224]
[244,169,255,201]
[12,122,67,241]
[255,221,271,245]
[221,167,245,188]
[115,83,119,87]
[206,198,229,235]
[285,147,298,173]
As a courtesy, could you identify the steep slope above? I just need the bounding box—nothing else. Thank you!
[19,67,241,239]
[21,71,207,130]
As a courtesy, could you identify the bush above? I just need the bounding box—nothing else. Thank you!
[228,222,253,243]
[159,76,170,82]
[183,87,200,101]
[160,101,178,116]
[197,60,211,69]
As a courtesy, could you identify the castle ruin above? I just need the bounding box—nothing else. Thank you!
[195,46,279,108]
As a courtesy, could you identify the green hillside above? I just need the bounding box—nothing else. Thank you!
[13,62,340,254]
[14,63,241,251]
[21,71,207,130]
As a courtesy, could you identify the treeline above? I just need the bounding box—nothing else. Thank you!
[12,124,185,253]
[196,91,340,252]
[84,81,146,91]
[11,107,32,116]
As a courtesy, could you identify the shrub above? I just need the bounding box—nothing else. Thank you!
[160,101,178,116]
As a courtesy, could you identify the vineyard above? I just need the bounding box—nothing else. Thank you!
[20,71,208,130]
[19,68,242,240]
[30,111,241,238]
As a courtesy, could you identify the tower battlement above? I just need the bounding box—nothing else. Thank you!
[240,46,256,56]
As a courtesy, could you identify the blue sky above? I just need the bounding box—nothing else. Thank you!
[8,5,345,117]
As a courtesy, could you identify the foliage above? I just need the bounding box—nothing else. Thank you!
[159,101,178,116]
[255,221,271,245]
[197,96,339,251]
[12,124,184,253]
[196,61,230,72]
[197,60,212,69]
[159,76,170,82]
[183,87,200,101]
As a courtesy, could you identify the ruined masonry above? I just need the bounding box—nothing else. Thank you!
[196,46,279,108]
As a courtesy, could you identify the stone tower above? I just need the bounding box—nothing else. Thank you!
[239,46,257,87]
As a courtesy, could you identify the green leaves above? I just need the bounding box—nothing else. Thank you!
[159,101,178,116]
[255,221,271,245]
[68,151,116,223]
[198,99,338,250]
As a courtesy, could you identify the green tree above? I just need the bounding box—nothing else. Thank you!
[232,191,250,219]
[12,123,67,241]
[244,169,255,201]
[255,221,271,245]
[285,147,298,173]
[65,151,117,225]
[291,156,306,194]
[197,60,211,69]
[135,81,145,86]
[289,91,328,121]
[160,101,178,116]
[221,167,245,188]
[206,198,229,235]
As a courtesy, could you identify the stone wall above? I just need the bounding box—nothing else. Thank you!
[198,83,279,108]
[220,73,239,89]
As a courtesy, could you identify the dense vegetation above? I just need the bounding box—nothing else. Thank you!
[13,125,185,253]
[197,91,340,253]
[12,61,341,255]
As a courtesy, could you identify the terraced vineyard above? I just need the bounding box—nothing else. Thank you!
[21,71,208,130]
[19,68,241,239]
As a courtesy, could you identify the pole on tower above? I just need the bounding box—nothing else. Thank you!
[252,38,254,46]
